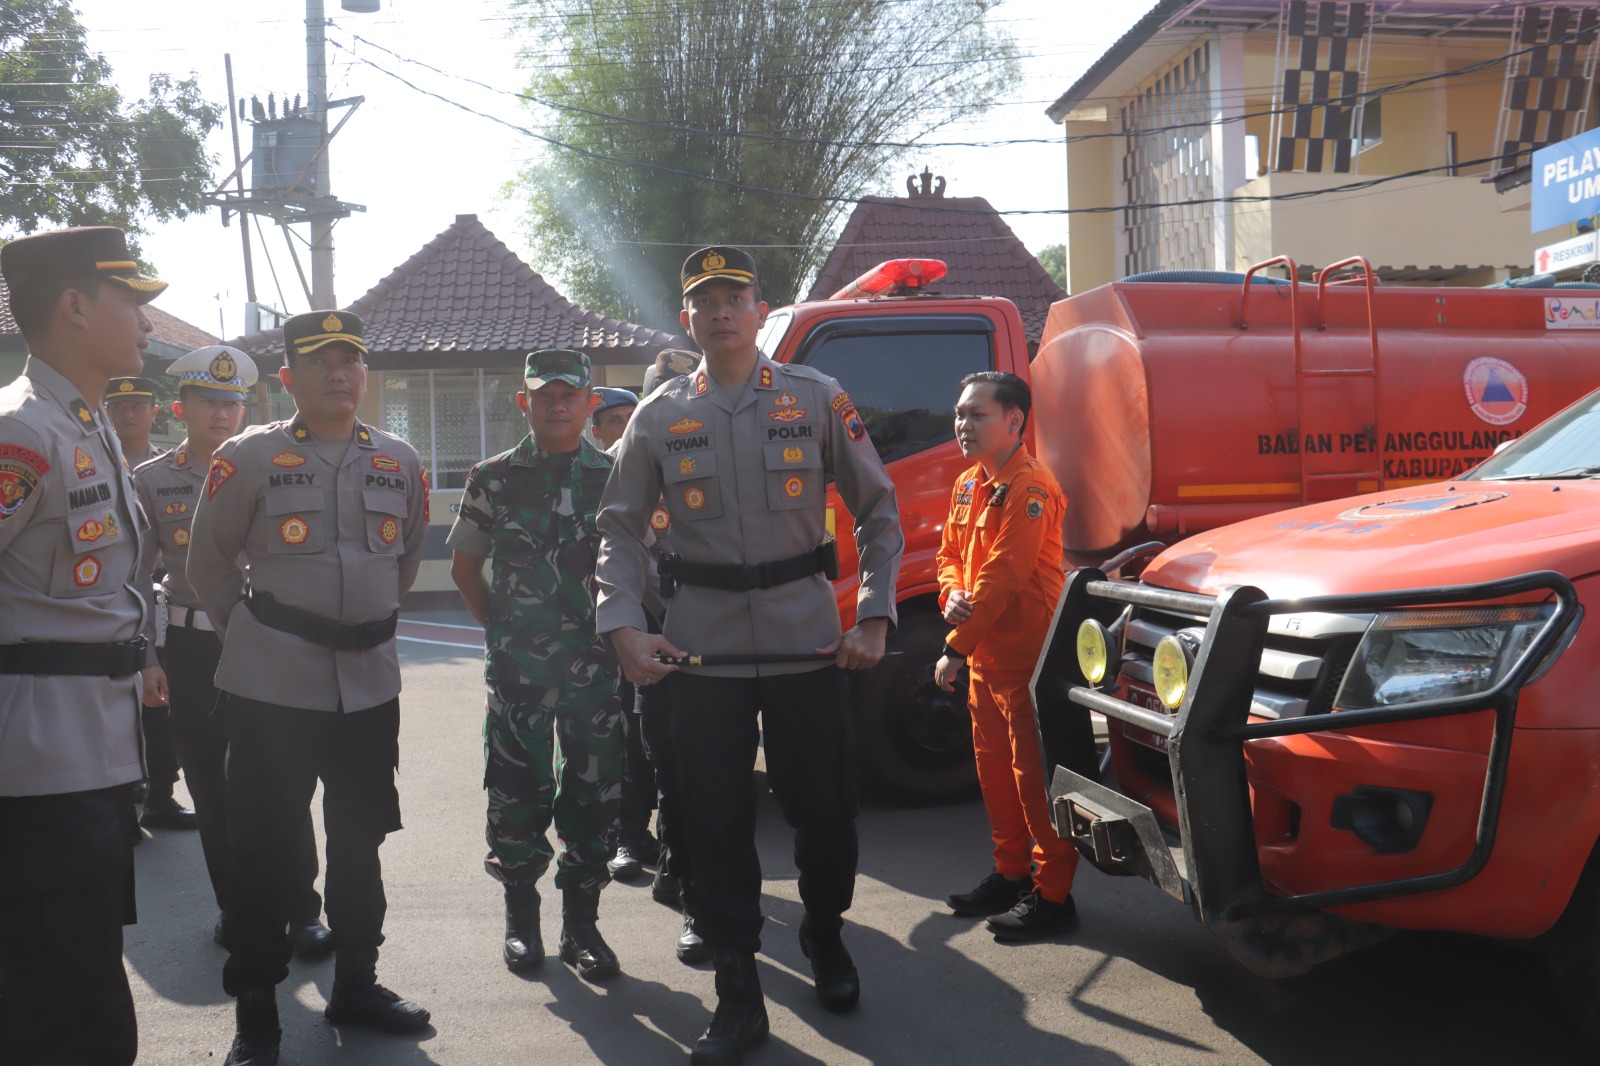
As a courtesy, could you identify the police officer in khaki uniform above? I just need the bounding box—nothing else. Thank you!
[597,248,903,1065]
[134,347,331,955]
[187,311,431,1066]
[0,226,163,1066]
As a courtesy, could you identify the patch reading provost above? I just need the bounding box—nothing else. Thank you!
[684,487,706,511]
[650,507,671,532]
[172,527,190,547]
[380,517,399,545]
[679,457,698,476]
[668,418,705,435]
[206,457,236,499]
[372,455,401,472]
[73,555,100,587]
[784,476,804,498]
[74,448,95,479]
[280,516,310,545]
[1463,357,1529,426]
[271,451,307,467]
[1337,491,1509,522]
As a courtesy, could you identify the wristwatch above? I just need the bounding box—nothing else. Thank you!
[941,643,965,661]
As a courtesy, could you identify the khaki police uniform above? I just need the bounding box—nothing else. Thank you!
[185,310,431,1014]
[0,225,167,1066]
[596,342,904,956]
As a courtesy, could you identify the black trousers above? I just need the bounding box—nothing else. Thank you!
[0,787,138,1066]
[221,696,401,996]
[614,676,658,838]
[667,667,859,954]
[165,626,322,920]
[638,677,690,880]
[140,703,180,795]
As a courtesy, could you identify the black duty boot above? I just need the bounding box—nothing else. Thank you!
[799,914,860,1012]
[677,882,710,965]
[224,986,280,1066]
[558,883,620,982]
[652,864,683,908]
[289,919,334,960]
[607,840,644,882]
[690,950,769,1065]
[323,947,432,1033]
[503,882,544,972]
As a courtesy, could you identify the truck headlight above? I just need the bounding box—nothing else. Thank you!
[1076,619,1111,685]
[1334,604,1553,710]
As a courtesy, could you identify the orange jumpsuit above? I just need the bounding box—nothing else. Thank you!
[936,445,1078,904]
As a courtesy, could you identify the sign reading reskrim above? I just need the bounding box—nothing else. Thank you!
[1533,127,1600,232]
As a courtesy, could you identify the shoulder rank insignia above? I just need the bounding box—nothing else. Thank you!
[174,449,188,468]
[292,423,310,442]
[759,366,774,388]
[71,400,94,426]
[356,426,373,445]
[693,371,708,396]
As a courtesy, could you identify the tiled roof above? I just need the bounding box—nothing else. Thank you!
[228,214,684,367]
[806,190,1066,344]
[0,274,219,352]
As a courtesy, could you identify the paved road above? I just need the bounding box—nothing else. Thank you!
[124,622,1591,1065]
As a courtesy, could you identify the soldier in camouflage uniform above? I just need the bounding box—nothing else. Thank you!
[448,348,623,982]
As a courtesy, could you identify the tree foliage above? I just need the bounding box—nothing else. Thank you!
[0,0,221,241]
[511,0,1018,332]
[1038,242,1065,290]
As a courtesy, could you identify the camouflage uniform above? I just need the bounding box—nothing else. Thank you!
[447,435,622,892]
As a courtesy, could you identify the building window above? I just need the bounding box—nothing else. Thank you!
[382,369,528,488]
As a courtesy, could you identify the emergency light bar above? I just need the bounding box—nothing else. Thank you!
[830,258,948,300]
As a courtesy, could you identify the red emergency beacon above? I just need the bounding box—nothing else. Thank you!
[830,258,949,300]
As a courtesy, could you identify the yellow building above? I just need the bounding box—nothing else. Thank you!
[1051,1,1599,290]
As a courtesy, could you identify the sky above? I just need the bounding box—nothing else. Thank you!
[66,0,1146,339]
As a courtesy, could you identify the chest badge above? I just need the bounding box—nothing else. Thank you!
[769,406,807,424]
[650,507,671,532]
[1026,500,1044,520]
[173,527,191,547]
[73,555,101,587]
[379,517,399,545]
[668,418,705,435]
[679,457,698,476]
[776,392,798,407]
[372,455,401,472]
[783,446,803,464]
[74,448,96,480]
[784,476,804,498]
[165,500,189,516]
[76,518,105,542]
[271,451,306,467]
[280,516,310,545]
[684,487,706,511]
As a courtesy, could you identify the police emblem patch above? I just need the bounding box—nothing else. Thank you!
[73,555,101,587]
[164,500,188,516]
[173,527,190,547]
[776,393,798,407]
[783,446,803,464]
[668,418,705,435]
[206,457,236,499]
[271,451,307,467]
[769,407,807,423]
[0,461,41,522]
[322,313,343,333]
[679,457,698,476]
[117,380,135,394]
[209,351,237,382]
[380,517,399,545]
[74,448,96,479]
[372,455,401,472]
[784,476,804,498]
[280,516,309,545]
[76,519,105,542]
[684,487,706,511]
[702,250,726,271]
[650,507,671,532]
[1026,500,1044,520]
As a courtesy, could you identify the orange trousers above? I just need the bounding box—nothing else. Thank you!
[968,662,1078,904]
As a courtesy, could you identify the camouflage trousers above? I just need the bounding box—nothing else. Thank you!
[483,665,622,893]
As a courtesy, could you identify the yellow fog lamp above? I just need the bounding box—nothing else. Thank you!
[1152,632,1199,710]
[1076,619,1112,685]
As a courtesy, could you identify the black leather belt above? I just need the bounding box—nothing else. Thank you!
[660,541,838,598]
[0,637,148,676]
[245,589,398,651]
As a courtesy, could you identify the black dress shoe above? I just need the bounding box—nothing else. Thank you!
[799,915,860,1013]
[223,1028,280,1066]
[947,871,1032,917]
[677,911,710,965]
[651,866,683,907]
[607,842,644,882]
[290,920,334,960]
[323,983,431,1033]
[140,794,199,830]
[986,891,1079,943]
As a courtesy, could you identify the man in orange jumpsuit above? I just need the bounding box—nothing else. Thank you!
[934,370,1079,941]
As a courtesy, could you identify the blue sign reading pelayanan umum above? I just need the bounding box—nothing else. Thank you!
[1533,127,1600,232]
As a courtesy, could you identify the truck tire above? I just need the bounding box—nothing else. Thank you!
[1543,838,1600,1046]
[851,613,978,802]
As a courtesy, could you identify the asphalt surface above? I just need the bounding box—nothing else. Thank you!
[123,619,1593,1065]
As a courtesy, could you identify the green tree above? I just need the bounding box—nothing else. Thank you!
[0,0,221,241]
[1037,243,1066,290]
[511,0,1018,332]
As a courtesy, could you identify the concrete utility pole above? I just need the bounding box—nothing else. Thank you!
[307,0,335,308]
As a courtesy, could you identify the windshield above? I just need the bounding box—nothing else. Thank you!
[1467,388,1600,481]
[756,310,793,357]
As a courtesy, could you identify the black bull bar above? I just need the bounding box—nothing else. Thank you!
[1029,568,1579,977]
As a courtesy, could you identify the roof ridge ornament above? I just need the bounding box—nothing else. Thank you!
[907,167,946,198]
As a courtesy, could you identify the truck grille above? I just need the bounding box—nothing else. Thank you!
[1117,604,1371,719]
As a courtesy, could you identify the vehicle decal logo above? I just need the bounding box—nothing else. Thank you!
[1338,491,1509,521]
[1463,357,1528,426]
